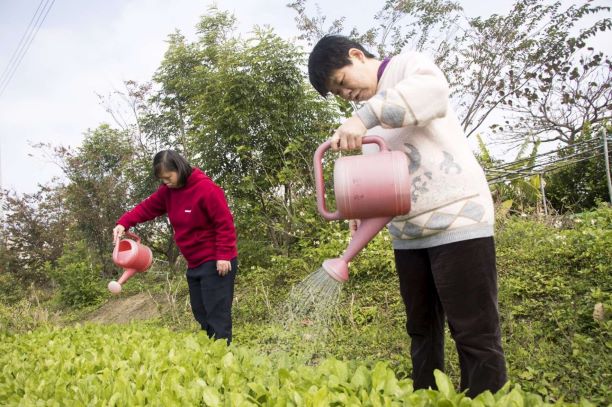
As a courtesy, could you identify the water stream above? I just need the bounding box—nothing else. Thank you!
[272,267,343,363]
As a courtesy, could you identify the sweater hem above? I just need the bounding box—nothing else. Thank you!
[391,224,494,250]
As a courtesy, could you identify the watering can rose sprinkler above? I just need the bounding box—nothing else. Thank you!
[314,136,411,282]
[108,231,153,294]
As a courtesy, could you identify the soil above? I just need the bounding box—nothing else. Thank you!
[85,292,165,324]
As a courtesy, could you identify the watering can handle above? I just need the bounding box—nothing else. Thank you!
[313,136,388,220]
[123,231,141,243]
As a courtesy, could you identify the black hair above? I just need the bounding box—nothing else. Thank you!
[308,35,376,97]
[153,150,193,187]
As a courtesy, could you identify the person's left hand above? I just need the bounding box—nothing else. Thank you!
[330,115,367,151]
[216,260,232,276]
[112,224,125,244]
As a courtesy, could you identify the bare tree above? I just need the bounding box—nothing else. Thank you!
[287,0,611,148]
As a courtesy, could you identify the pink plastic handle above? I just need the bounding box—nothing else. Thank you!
[313,136,388,220]
[114,230,140,255]
[123,231,141,243]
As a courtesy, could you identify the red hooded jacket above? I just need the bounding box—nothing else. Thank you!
[117,168,238,268]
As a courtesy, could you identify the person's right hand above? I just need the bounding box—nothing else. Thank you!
[330,115,367,151]
[113,224,125,244]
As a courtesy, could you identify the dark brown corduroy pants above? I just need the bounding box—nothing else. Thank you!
[394,237,507,397]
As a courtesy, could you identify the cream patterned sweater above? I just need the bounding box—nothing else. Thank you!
[356,51,494,249]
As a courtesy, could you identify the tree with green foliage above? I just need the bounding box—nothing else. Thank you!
[477,135,545,213]
[36,125,135,276]
[0,183,68,287]
[149,8,340,258]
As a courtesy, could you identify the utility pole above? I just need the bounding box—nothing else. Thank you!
[539,173,548,216]
[602,127,612,204]
[0,138,4,248]
[0,138,3,224]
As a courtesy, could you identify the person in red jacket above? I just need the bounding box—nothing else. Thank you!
[113,150,238,344]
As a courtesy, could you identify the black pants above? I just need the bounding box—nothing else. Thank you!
[186,258,237,344]
[394,237,507,397]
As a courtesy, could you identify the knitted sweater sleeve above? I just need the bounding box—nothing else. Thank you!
[117,187,167,229]
[356,52,450,129]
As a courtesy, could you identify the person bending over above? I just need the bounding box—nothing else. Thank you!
[308,35,507,397]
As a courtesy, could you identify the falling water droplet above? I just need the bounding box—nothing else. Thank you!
[279,267,342,343]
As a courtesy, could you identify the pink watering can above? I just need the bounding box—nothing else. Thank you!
[108,231,153,294]
[314,136,411,282]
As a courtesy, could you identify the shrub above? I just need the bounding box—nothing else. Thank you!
[0,271,24,305]
[0,299,50,334]
[496,205,611,403]
[48,240,105,308]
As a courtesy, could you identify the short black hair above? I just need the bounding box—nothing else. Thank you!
[153,150,192,187]
[308,35,375,97]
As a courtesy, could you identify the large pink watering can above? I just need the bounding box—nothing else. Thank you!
[108,231,153,294]
[314,136,411,282]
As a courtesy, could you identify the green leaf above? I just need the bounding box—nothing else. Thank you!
[434,370,455,398]
[202,386,221,406]
[350,366,371,390]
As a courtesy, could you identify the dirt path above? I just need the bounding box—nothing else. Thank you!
[86,292,164,324]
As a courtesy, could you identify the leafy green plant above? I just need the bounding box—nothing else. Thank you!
[0,299,51,334]
[0,323,593,406]
[0,271,24,306]
[233,206,611,403]
[545,125,612,213]
[496,205,611,403]
[48,240,105,308]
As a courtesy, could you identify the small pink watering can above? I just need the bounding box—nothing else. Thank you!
[314,136,411,282]
[108,231,153,294]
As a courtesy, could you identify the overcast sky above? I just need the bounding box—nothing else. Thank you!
[0,0,607,194]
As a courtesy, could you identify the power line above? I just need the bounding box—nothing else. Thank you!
[0,0,56,97]
[489,152,607,185]
[487,147,604,183]
[486,143,609,185]
[486,144,605,183]
[483,135,612,183]
[0,0,55,94]
[0,0,46,86]
[487,137,602,172]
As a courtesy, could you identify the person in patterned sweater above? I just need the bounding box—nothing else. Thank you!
[308,35,507,397]
[113,150,238,344]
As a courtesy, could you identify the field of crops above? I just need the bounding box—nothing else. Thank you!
[0,323,573,406]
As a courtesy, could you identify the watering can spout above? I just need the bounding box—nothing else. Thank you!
[322,258,348,282]
[117,268,138,285]
[322,216,393,282]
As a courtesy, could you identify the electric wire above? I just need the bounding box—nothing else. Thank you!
[486,144,606,183]
[0,0,46,87]
[487,148,605,184]
[486,137,603,172]
[489,153,607,185]
[0,0,55,94]
[484,134,611,184]
[487,146,608,185]
[0,0,56,97]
